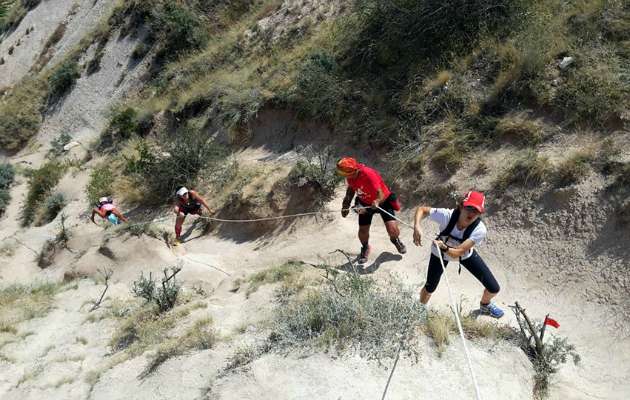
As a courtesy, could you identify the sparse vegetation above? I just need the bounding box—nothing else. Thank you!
[141,317,215,377]
[49,132,73,157]
[85,164,114,206]
[131,266,182,312]
[48,60,81,103]
[0,78,46,153]
[270,269,426,361]
[494,114,543,146]
[0,281,67,328]
[554,151,594,187]
[288,146,341,206]
[494,151,551,192]
[21,161,66,226]
[123,130,227,203]
[0,163,15,217]
[35,192,65,225]
[246,262,303,297]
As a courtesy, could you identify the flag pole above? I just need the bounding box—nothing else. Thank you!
[540,314,550,342]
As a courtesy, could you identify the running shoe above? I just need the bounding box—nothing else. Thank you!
[358,244,371,264]
[391,237,407,254]
[479,302,504,318]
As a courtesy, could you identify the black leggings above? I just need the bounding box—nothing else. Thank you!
[424,251,500,294]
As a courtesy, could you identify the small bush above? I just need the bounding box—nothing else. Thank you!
[494,114,543,146]
[494,151,551,192]
[85,165,114,206]
[35,192,66,225]
[124,130,226,203]
[553,151,594,187]
[271,270,426,361]
[49,132,73,157]
[0,78,46,153]
[100,107,143,148]
[48,60,81,102]
[287,146,341,205]
[131,267,182,313]
[153,2,209,61]
[21,162,66,226]
[0,163,15,216]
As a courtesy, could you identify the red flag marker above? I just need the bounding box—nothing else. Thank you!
[544,316,560,328]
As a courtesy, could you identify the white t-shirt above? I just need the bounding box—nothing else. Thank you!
[428,208,487,261]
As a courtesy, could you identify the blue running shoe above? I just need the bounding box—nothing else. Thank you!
[480,302,504,318]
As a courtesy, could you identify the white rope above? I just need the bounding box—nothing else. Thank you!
[376,206,482,400]
[434,242,483,400]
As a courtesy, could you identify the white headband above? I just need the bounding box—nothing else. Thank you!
[176,187,189,197]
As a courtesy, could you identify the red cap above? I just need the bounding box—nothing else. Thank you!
[462,191,485,213]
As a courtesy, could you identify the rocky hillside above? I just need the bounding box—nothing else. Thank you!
[0,1,629,399]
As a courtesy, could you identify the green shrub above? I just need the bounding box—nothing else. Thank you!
[0,163,15,216]
[287,146,341,205]
[0,78,46,153]
[124,130,226,203]
[49,132,73,157]
[21,162,66,226]
[85,165,114,206]
[271,270,426,361]
[35,192,66,225]
[153,2,209,61]
[48,60,81,102]
[100,107,147,149]
[494,151,551,192]
[131,267,182,313]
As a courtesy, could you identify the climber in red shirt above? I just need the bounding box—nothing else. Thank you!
[337,157,406,264]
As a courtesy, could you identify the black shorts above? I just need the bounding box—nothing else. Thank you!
[424,251,500,294]
[178,202,202,216]
[356,195,397,226]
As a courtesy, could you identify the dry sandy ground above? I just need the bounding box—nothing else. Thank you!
[1,180,629,399]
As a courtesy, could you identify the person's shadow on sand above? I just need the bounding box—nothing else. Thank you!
[336,251,403,274]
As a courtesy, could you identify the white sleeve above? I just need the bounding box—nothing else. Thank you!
[428,208,452,230]
[468,221,487,245]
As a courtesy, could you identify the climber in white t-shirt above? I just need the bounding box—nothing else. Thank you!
[412,191,504,318]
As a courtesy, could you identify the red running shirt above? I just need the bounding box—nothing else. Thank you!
[347,165,391,205]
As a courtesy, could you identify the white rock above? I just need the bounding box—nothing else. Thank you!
[63,141,80,151]
[559,56,574,70]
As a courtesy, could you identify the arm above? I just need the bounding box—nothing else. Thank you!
[412,206,431,246]
[440,239,476,258]
[191,191,213,213]
[341,187,355,217]
[90,208,98,224]
[372,188,386,208]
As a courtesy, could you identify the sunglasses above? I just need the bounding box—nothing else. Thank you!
[464,206,481,213]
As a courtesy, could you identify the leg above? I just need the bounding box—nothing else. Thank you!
[459,251,501,300]
[175,214,186,240]
[358,224,370,246]
[384,220,400,239]
[460,251,503,317]
[421,254,448,304]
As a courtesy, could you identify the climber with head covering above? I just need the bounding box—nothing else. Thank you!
[91,196,128,225]
[337,157,406,264]
[173,186,213,245]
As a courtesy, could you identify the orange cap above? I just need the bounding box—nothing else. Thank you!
[336,157,360,177]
